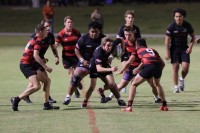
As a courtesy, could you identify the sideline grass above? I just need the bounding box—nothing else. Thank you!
[0,3,200,34]
[0,36,200,133]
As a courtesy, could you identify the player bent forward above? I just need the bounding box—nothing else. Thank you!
[81,37,126,107]
[121,38,168,112]
[10,24,59,111]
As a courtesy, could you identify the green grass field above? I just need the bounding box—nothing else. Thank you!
[0,36,200,133]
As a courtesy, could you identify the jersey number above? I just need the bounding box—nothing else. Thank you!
[146,48,155,56]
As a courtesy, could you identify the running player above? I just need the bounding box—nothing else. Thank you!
[165,8,195,93]
[55,16,82,98]
[63,21,105,105]
[81,37,126,107]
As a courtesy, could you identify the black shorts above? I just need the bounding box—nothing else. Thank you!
[62,56,79,69]
[170,48,190,63]
[20,63,37,79]
[139,64,162,79]
[34,62,45,72]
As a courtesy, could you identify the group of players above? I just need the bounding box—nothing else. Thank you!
[11,7,199,112]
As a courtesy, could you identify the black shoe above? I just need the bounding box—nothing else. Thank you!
[23,96,33,103]
[101,97,112,103]
[43,103,60,110]
[63,97,71,105]
[49,96,57,103]
[118,99,126,106]
[10,97,20,111]
[155,98,162,103]
[74,89,80,98]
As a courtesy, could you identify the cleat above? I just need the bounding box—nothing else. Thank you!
[118,99,126,106]
[160,105,169,111]
[63,97,71,105]
[97,88,105,98]
[74,89,80,98]
[121,88,126,93]
[43,103,60,110]
[122,106,132,112]
[100,97,112,103]
[173,87,180,93]
[48,96,57,103]
[81,100,88,108]
[155,97,162,103]
[179,78,185,91]
[23,96,33,103]
[10,97,20,111]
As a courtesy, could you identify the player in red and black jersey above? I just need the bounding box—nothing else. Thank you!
[103,27,161,103]
[56,16,82,98]
[165,8,195,93]
[81,37,126,107]
[116,10,141,93]
[63,21,106,106]
[122,38,168,112]
[10,24,59,111]
[23,20,59,104]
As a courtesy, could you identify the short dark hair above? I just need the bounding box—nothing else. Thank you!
[40,19,50,26]
[35,24,45,33]
[136,38,147,47]
[173,8,187,17]
[123,26,133,32]
[88,21,102,30]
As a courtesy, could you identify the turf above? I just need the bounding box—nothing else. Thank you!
[0,36,200,133]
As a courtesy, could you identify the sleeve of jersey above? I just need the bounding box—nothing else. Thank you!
[95,55,102,65]
[117,26,123,37]
[136,27,141,38]
[166,24,172,37]
[55,33,62,43]
[76,37,84,50]
[34,41,41,51]
[113,38,122,47]
[51,34,55,45]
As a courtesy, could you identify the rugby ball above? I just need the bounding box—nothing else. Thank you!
[112,44,123,58]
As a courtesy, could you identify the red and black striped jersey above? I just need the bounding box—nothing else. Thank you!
[20,36,42,64]
[56,28,81,57]
[124,39,141,67]
[136,47,160,65]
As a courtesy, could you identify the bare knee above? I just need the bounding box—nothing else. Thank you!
[32,83,41,91]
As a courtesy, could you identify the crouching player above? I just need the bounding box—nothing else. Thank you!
[122,38,168,112]
[10,24,59,111]
[81,37,126,107]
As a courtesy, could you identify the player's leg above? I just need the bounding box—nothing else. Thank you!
[81,78,97,108]
[147,78,161,103]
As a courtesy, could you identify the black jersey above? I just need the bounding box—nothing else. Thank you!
[31,32,55,59]
[117,24,141,39]
[91,38,122,68]
[166,21,194,49]
[76,33,105,62]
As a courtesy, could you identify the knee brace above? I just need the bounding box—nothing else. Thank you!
[70,75,82,87]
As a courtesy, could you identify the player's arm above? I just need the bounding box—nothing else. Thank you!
[75,44,89,67]
[116,54,135,75]
[51,44,59,65]
[133,62,143,75]
[164,35,171,60]
[34,50,52,73]
[186,33,195,54]
[96,64,118,73]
